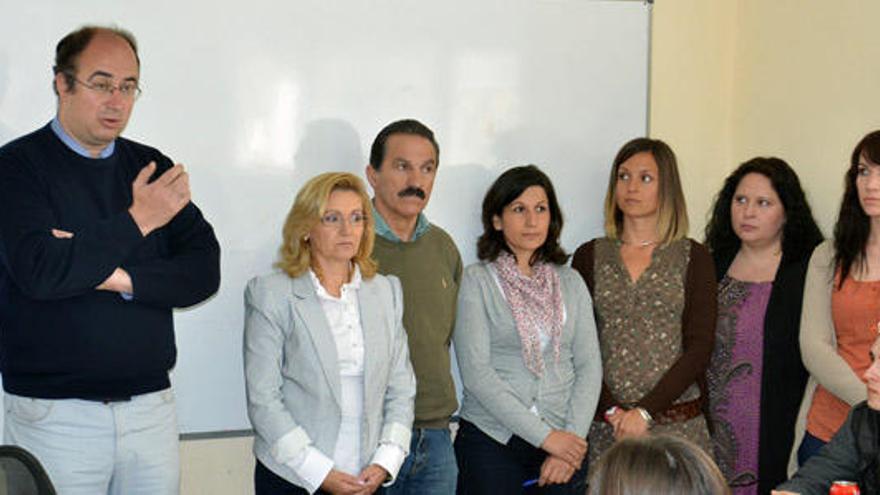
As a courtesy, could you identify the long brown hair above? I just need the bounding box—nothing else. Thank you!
[834,130,880,287]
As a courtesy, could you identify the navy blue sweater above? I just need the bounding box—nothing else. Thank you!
[0,124,220,399]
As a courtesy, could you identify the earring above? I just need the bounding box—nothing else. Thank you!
[303,234,310,242]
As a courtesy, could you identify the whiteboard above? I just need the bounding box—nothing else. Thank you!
[0,0,649,434]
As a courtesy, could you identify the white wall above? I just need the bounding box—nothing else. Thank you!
[0,1,653,493]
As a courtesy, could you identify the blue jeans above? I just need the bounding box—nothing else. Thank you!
[385,427,457,495]
[797,431,828,466]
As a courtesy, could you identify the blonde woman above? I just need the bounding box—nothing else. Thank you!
[244,172,415,495]
[571,138,717,468]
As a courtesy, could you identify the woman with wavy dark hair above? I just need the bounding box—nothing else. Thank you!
[571,138,716,471]
[704,157,822,494]
[453,165,602,494]
[791,130,880,468]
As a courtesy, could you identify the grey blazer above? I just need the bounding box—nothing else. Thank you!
[244,271,415,487]
[453,262,602,448]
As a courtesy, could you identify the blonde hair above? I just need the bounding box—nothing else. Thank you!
[276,172,377,279]
[603,137,689,244]
[589,435,729,495]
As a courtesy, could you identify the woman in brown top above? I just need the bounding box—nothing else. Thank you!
[571,137,717,469]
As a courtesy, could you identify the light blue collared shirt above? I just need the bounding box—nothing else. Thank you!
[372,203,430,243]
[50,116,116,159]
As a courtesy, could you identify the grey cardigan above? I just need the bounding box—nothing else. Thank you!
[244,271,415,487]
[453,262,602,448]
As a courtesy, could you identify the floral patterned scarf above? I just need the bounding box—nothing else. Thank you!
[493,252,564,376]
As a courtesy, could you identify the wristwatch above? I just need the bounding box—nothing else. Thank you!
[635,407,654,427]
[603,405,619,423]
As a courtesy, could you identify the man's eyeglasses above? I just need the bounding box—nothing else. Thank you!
[65,73,142,100]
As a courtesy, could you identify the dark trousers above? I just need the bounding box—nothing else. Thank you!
[255,460,386,495]
[454,420,587,495]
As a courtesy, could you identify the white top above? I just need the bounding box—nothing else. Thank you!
[271,267,406,493]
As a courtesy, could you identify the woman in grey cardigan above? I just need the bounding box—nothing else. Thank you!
[453,165,602,494]
[244,172,415,495]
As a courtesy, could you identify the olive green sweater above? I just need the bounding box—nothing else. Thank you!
[372,225,462,428]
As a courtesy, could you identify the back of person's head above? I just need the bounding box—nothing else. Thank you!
[589,435,730,495]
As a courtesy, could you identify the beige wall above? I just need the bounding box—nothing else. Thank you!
[730,0,880,232]
[178,2,880,493]
[652,0,880,236]
[180,436,254,495]
[649,0,739,236]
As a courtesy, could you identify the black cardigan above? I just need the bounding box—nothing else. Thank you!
[712,250,814,494]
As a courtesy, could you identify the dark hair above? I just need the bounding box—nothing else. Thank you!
[369,119,439,170]
[53,25,140,95]
[834,130,880,287]
[705,157,823,267]
[476,165,568,265]
[604,138,688,244]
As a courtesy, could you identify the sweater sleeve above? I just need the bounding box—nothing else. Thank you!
[562,269,603,436]
[799,241,866,405]
[123,199,221,309]
[103,151,220,309]
[571,240,623,417]
[0,145,144,300]
[776,406,863,495]
[637,240,717,415]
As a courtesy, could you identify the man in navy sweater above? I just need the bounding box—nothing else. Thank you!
[0,25,220,494]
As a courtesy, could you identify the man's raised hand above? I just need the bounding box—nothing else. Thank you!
[128,161,190,236]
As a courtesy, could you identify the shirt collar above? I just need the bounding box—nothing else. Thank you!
[308,264,363,301]
[50,116,115,159]
[371,203,430,243]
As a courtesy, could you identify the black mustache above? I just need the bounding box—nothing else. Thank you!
[398,187,426,199]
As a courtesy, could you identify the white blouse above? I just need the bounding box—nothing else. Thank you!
[274,267,405,493]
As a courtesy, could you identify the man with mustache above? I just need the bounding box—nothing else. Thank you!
[774,332,880,495]
[366,119,462,494]
[0,26,219,494]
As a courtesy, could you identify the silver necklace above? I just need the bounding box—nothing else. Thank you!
[621,238,658,247]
